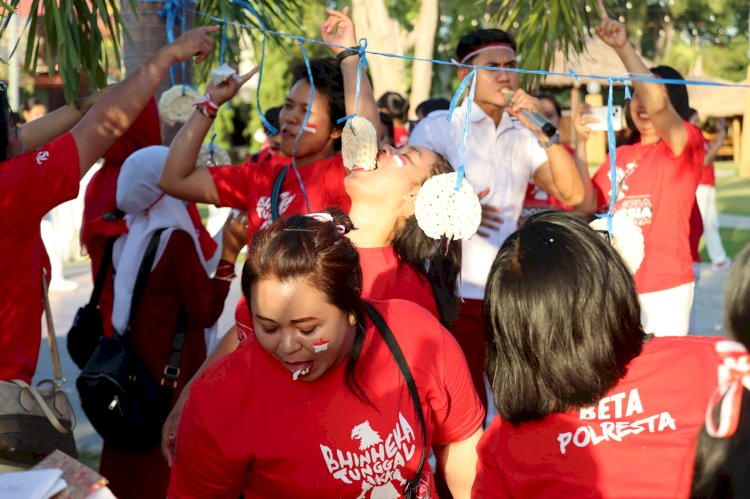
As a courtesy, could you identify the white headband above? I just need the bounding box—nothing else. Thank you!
[458,43,516,65]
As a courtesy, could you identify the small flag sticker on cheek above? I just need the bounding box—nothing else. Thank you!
[313,338,329,353]
[303,124,317,134]
[393,155,406,167]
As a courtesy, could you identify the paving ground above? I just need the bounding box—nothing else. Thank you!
[36,249,738,452]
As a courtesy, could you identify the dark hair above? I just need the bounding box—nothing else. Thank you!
[691,391,750,497]
[377,92,409,122]
[291,58,345,127]
[484,211,645,423]
[535,92,562,120]
[379,112,394,145]
[415,98,450,120]
[23,97,45,112]
[263,106,282,136]
[391,153,461,327]
[725,243,750,347]
[0,82,9,161]
[241,208,369,402]
[689,107,698,119]
[456,29,517,64]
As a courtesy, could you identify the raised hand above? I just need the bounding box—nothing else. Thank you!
[205,67,259,106]
[574,104,597,142]
[595,18,629,50]
[322,6,357,55]
[169,26,220,65]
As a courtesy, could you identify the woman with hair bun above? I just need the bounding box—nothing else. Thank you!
[168,210,483,498]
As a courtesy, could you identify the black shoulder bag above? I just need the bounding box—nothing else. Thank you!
[67,237,116,369]
[77,229,188,453]
[364,302,428,499]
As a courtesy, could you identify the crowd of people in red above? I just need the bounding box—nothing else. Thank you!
[1,5,749,499]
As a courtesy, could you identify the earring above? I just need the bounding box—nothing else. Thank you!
[348,313,356,326]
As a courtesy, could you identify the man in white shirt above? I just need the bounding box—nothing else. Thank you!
[410,29,585,409]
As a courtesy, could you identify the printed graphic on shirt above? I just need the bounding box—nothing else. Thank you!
[256,192,296,229]
[320,413,419,498]
[557,388,676,455]
[606,165,653,226]
[36,150,50,165]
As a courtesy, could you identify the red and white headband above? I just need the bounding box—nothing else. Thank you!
[705,340,750,438]
[305,212,346,235]
[457,43,516,65]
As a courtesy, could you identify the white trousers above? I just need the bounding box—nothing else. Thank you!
[639,282,695,336]
[696,184,728,265]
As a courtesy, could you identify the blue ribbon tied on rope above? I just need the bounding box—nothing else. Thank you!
[232,0,276,135]
[337,38,369,132]
[447,68,478,191]
[158,0,189,87]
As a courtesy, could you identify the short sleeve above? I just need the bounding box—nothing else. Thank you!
[431,325,485,445]
[0,132,80,222]
[471,418,513,498]
[208,162,253,209]
[168,395,247,499]
[408,114,452,158]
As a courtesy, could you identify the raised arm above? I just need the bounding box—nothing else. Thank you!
[159,68,258,204]
[321,7,384,139]
[704,118,726,166]
[595,16,687,155]
[570,104,597,214]
[70,26,218,178]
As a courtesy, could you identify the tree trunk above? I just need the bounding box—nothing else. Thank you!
[121,1,195,145]
[408,0,438,120]
[351,0,407,99]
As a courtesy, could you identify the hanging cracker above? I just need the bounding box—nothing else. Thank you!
[415,172,482,241]
[342,116,378,171]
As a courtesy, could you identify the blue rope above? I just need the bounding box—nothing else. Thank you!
[289,38,313,213]
[447,68,477,191]
[337,38,369,127]
[187,7,750,91]
[157,0,184,86]
[231,0,276,134]
[605,77,617,236]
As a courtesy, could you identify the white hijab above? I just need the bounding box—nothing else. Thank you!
[111,146,209,334]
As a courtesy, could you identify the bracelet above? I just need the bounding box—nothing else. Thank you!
[539,134,560,149]
[336,46,360,64]
[193,93,219,119]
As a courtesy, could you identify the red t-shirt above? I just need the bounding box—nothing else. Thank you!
[234,246,439,341]
[209,153,351,241]
[699,137,716,186]
[592,122,704,293]
[0,133,80,381]
[472,336,724,499]
[169,299,484,498]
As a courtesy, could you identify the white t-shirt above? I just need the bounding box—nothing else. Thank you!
[409,100,548,299]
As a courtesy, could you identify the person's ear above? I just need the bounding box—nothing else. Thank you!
[457,65,470,81]
[330,125,343,141]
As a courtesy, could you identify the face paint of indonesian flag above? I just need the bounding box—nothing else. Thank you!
[313,338,329,353]
[393,155,406,167]
[303,124,317,134]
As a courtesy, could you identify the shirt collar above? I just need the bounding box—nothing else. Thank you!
[462,99,518,133]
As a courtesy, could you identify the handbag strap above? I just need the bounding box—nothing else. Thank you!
[126,228,167,333]
[364,302,426,497]
[160,305,188,389]
[271,166,290,222]
[88,236,116,307]
[11,379,74,434]
[41,268,64,384]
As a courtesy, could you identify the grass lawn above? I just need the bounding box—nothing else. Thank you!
[716,175,750,217]
[699,227,750,261]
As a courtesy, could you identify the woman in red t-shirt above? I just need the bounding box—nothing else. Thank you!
[159,7,383,237]
[584,17,704,336]
[473,211,735,498]
[168,212,484,498]
[0,28,217,384]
